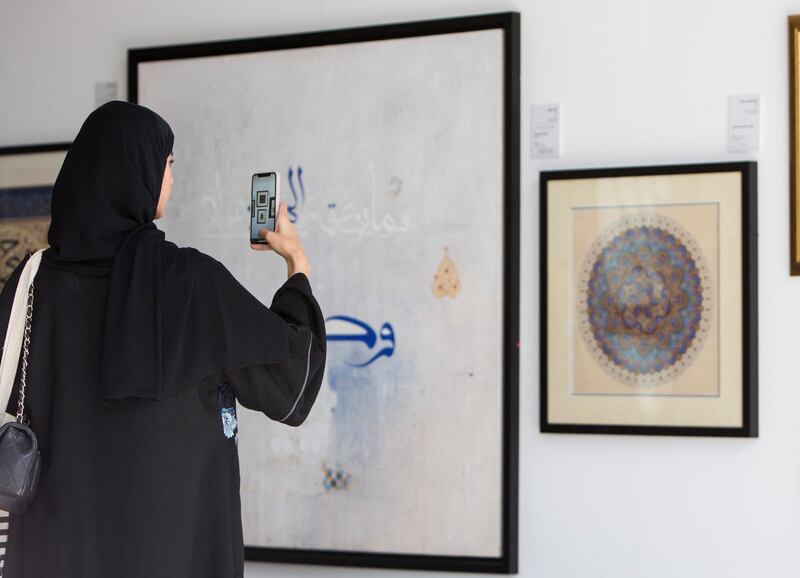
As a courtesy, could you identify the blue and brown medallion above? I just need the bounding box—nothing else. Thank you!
[578,213,713,386]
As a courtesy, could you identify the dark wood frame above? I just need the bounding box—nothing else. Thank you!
[129,11,520,574]
[540,162,758,438]
[789,16,800,275]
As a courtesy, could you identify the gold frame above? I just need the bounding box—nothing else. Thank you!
[789,16,800,274]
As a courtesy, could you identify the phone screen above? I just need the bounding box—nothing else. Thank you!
[251,173,277,242]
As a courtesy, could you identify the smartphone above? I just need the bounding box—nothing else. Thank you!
[250,171,280,244]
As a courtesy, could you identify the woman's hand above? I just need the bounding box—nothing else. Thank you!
[251,201,311,279]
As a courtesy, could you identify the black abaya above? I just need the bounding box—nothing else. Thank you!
[0,248,326,577]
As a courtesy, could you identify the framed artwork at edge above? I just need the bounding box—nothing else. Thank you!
[541,162,758,437]
[789,15,800,275]
[0,141,68,530]
[129,11,520,574]
[0,143,69,290]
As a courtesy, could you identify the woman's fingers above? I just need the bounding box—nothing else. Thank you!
[251,202,291,253]
[275,201,289,231]
[251,229,274,251]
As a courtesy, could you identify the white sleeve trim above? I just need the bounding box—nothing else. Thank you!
[278,329,313,423]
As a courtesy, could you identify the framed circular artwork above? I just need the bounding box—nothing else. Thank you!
[541,162,757,437]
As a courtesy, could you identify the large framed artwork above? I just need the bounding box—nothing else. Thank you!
[130,11,520,574]
[541,162,757,437]
[789,16,800,275]
[0,143,69,291]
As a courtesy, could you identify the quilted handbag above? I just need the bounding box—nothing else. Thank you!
[0,249,45,514]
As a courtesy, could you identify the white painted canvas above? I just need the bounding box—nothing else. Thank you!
[138,27,505,557]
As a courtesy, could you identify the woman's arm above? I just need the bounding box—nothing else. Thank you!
[224,271,326,426]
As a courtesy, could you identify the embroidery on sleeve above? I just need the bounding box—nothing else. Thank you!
[217,381,239,446]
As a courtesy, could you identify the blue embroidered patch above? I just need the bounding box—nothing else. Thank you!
[217,382,238,446]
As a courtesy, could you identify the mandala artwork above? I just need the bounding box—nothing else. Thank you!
[577,213,713,386]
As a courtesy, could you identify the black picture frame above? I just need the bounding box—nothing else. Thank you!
[540,162,758,438]
[129,11,520,574]
[0,142,71,156]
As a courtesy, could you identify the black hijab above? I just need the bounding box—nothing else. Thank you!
[46,100,290,401]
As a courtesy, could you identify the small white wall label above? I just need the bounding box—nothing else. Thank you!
[727,94,761,154]
[531,103,561,159]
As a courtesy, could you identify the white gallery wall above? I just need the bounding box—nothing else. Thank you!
[2,0,799,576]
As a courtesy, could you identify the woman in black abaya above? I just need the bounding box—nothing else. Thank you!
[0,100,326,577]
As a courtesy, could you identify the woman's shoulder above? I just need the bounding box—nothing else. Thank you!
[162,240,213,262]
[161,242,234,285]
[162,241,216,267]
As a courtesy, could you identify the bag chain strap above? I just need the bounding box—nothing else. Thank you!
[16,281,33,426]
[0,278,35,578]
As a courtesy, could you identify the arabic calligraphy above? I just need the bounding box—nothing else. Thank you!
[286,165,305,223]
[326,315,395,367]
[212,162,410,238]
[297,163,411,237]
